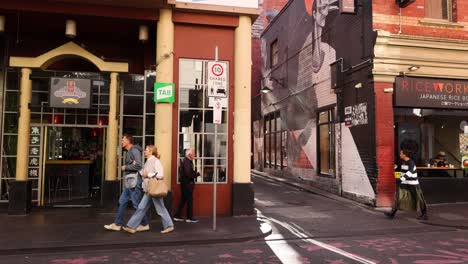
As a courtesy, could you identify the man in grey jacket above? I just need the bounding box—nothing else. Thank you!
[104,133,150,231]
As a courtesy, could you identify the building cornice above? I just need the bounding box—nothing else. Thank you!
[373,30,468,83]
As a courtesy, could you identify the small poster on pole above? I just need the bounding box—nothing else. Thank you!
[213,98,222,124]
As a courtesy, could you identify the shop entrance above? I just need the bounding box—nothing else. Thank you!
[43,126,106,207]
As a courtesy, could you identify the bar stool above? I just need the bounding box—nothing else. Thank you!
[54,167,72,201]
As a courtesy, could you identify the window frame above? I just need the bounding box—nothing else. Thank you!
[263,110,287,170]
[317,106,336,177]
[177,58,229,184]
[270,39,279,68]
[425,0,453,21]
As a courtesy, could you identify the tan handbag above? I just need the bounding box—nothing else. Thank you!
[147,178,168,198]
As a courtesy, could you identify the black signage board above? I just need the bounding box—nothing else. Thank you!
[50,78,91,109]
[394,76,468,110]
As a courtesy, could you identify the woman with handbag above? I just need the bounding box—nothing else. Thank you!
[123,145,174,234]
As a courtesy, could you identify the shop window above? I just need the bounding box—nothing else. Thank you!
[178,59,229,184]
[270,39,279,68]
[318,108,335,176]
[263,111,287,170]
[425,0,452,21]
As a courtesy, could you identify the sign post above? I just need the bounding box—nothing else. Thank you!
[208,46,227,231]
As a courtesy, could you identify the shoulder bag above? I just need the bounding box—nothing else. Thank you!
[147,178,168,198]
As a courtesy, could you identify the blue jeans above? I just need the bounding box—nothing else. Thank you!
[127,194,174,230]
[114,186,149,226]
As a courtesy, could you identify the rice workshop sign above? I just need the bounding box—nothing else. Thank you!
[395,76,468,110]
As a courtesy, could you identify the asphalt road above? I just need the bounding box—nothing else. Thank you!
[2,175,468,264]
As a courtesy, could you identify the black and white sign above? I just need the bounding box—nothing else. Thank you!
[207,61,228,98]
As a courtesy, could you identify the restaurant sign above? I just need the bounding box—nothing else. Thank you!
[395,76,468,110]
[50,78,91,109]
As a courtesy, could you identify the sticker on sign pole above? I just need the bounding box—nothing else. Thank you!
[213,98,222,124]
[207,61,228,98]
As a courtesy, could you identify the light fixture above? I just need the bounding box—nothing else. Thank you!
[139,25,148,43]
[354,82,362,89]
[65,19,76,38]
[0,16,5,33]
[383,88,394,93]
[408,66,420,71]
[260,86,272,94]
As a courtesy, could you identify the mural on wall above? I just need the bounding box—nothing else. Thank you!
[259,0,376,201]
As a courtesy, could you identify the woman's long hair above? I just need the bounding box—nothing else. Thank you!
[147,145,161,159]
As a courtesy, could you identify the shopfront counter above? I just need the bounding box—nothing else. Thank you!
[45,160,93,203]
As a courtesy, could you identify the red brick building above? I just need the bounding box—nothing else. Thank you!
[254,0,468,207]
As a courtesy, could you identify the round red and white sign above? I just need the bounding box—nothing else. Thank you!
[211,63,224,77]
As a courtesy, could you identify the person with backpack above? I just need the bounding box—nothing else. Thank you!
[104,133,149,232]
[173,148,199,223]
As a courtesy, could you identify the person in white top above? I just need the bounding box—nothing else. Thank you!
[123,145,174,234]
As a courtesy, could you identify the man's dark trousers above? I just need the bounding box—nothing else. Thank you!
[175,184,194,219]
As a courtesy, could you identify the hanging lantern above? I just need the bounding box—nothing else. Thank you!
[65,19,76,38]
[139,25,148,43]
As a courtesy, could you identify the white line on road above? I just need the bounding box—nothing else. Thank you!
[257,209,376,264]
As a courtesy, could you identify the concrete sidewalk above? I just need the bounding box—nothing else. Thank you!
[0,208,271,256]
[252,169,468,230]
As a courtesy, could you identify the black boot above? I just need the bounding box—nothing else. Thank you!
[416,214,428,220]
[384,210,396,219]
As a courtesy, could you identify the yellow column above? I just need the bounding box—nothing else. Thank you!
[105,72,119,181]
[15,68,32,181]
[155,9,174,188]
[234,16,252,184]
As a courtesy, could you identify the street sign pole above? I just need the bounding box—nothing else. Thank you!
[213,46,219,232]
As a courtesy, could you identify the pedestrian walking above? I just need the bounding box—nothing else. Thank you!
[173,148,199,223]
[104,133,149,231]
[123,145,174,234]
[385,149,428,220]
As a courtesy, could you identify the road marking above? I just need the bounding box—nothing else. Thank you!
[257,209,376,264]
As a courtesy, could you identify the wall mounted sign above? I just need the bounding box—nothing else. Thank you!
[340,0,356,14]
[154,82,175,103]
[395,76,468,110]
[173,0,258,9]
[28,126,41,178]
[50,78,91,109]
[344,103,368,127]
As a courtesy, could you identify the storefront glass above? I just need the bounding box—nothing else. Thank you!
[394,108,467,178]
[178,59,228,183]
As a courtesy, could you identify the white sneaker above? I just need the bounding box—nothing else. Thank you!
[104,223,122,231]
[137,225,150,232]
[173,217,185,222]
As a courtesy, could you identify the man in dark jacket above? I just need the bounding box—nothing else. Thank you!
[174,148,199,223]
[104,133,150,231]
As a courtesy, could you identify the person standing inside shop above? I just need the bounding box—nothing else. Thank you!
[174,148,199,223]
[104,133,149,231]
[385,149,428,220]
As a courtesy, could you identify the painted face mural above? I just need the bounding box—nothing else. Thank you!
[260,0,377,201]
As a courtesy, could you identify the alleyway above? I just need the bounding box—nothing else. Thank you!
[2,175,467,264]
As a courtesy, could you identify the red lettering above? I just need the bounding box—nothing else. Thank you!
[455,83,462,94]
[402,79,409,91]
[433,83,444,92]
[446,83,453,94]
[416,81,423,92]
[465,84,468,94]
[425,82,431,93]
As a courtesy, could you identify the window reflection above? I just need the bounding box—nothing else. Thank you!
[178,59,229,183]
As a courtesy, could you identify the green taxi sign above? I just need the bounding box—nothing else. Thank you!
[154,82,175,103]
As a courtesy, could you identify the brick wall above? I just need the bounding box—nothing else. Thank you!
[373,0,468,40]
[374,82,396,207]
